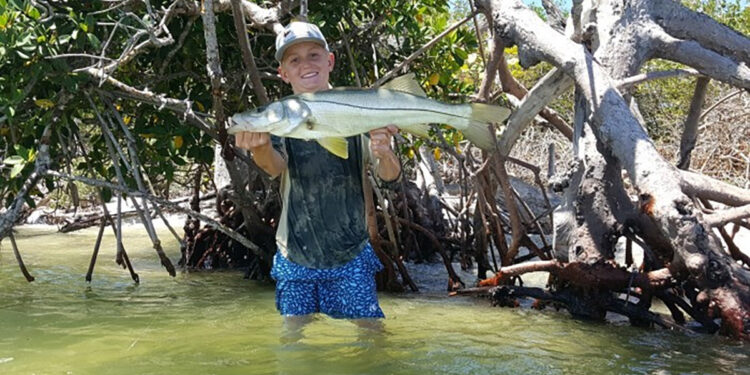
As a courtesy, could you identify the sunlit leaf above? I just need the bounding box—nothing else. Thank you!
[3,155,25,165]
[428,73,440,86]
[10,162,24,178]
[27,6,40,20]
[34,98,55,109]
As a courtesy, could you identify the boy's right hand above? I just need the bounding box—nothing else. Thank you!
[235,131,271,152]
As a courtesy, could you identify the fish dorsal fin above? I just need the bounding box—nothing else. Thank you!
[381,73,427,97]
[317,137,349,159]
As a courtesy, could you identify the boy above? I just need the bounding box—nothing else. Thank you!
[234,22,401,336]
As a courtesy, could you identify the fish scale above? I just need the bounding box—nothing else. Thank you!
[229,74,511,158]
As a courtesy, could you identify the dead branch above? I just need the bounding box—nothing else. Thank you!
[491,156,524,263]
[395,216,465,291]
[46,170,265,257]
[541,0,566,33]
[704,204,750,227]
[83,69,214,136]
[230,0,270,105]
[678,76,710,170]
[479,0,750,339]
[616,68,701,92]
[158,15,198,76]
[651,0,750,64]
[679,170,750,207]
[474,27,504,102]
[0,124,54,241]
[700,89,745,121]
[498,68,574,156]
[8,232,35,282]
[85,219,107,282]
[653,31,750,90]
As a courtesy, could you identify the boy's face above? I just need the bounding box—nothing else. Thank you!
[278,42,335,94]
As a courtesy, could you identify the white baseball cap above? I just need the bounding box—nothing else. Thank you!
[275,22,329,62]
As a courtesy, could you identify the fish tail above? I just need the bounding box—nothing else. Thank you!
[464,103,511,151]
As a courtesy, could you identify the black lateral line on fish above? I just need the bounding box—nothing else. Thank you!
[301,99,474,121]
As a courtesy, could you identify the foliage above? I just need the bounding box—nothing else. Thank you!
[0,0,493,212]
[1,0,748,213]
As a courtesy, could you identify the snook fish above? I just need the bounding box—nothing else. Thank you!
[228,74,510,159]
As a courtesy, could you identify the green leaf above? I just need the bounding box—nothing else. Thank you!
[10,162,24,178]
[27,6,40,20]
[3,155,25,165]
[14,144,28,158]
[15,50,29,59]
[454,48,468,60]
[6,106,15,117]
[100,187,112,203]
[87,33,100,50]
[0,13,8,29]
[17,33,33,47]
[21,42,36,52]
[85,14,95,34]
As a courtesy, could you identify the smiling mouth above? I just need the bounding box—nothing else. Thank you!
[301,72,318,79]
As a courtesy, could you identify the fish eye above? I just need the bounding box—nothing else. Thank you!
[253,105,268,113]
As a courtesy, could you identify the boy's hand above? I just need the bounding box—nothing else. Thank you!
[369,125,399,159]
[235,131,271,152]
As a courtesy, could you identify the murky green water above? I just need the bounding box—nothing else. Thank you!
[1,225,747,375]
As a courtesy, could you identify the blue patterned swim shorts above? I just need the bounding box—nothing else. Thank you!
[270,242,385,319]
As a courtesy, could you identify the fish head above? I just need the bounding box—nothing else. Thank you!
[276,97,313,136]
[227,102,289,135]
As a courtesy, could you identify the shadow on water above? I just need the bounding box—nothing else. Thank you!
[1,225,748,375]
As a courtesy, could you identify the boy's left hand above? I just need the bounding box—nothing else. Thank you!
[369,125,399,159]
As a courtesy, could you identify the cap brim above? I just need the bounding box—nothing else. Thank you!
[275,38,328,62]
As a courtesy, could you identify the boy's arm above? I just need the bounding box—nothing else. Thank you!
[235,132,287,178]
[369,126,401,182]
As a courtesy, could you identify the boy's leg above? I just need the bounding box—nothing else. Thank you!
[353,318,384,331]
[318,271,384,320]
[281,314,314,343]
[275,279,319,343]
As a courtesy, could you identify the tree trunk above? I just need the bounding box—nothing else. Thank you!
[478,0,750,339]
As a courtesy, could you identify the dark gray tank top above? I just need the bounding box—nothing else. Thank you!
[273,136,370,269]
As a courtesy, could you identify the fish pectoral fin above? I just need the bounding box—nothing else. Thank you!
[317,137,349,159]
[401,124,431,139]
[381,73,427,97]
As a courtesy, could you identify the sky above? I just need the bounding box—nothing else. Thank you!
[523,0,572,8]
[522,0,749,9]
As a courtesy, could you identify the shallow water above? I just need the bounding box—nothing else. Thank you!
[1,225,747,375]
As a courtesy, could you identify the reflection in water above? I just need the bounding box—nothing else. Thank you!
[1,225,748,375]
[276,319,390,375]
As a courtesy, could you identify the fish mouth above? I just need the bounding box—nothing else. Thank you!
[301,72,319,79]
